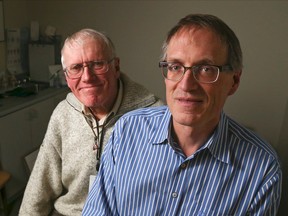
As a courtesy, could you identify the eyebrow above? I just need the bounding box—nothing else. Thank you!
[165,58,215,66]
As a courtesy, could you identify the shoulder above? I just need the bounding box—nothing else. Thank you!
[49,93,82,126]
[120,73,164,107]
[113,106,168,133]
[121,106,167,121]
[121,73,150,97]
[225,115,280,164]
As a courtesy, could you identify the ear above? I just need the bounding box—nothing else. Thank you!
[64,73,71,88]
[114,57,120,71]
[228,70,242,96]
[113,57,121,78]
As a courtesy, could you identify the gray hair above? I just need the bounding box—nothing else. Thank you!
[61,28,116,65]
[161,14,243,71]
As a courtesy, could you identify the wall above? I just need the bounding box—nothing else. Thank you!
[278,100,288,214]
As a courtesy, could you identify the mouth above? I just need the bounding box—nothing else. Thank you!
[177,97,202,103]
[79,84,102,91]
[175,97,204,108]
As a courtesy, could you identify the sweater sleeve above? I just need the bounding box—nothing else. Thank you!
[19,109,63,216]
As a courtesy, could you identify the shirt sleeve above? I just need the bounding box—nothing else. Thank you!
[248,159,282,216]
[82,123,119,216]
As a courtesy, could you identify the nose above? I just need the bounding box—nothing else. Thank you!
[81,65,96,80]
[82,63,93,72]
[178,68,199,90]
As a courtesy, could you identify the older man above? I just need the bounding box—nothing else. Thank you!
[19,29,163,216]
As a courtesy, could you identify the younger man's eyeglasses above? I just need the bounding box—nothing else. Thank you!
[159,61,232,83]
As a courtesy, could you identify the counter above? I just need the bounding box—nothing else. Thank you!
[0,87,70,117]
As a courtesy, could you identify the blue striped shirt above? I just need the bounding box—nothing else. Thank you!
[82,106,282,216]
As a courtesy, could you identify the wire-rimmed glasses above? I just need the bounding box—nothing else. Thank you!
[64,58,115,79]
[159,61,232,83]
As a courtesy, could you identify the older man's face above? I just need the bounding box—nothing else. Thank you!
[62,39,120,115]
[165,28,241,131]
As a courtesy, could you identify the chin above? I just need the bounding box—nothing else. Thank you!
[172,109,200,124]
[177,115,197,125]
[80,97,99,107]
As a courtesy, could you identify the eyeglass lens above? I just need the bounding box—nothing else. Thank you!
[160,62,220,83]
[65,59,113,79]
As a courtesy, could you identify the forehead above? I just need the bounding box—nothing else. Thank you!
[170,27,225,48]
[64,38,107,54]
[166,27,228,63]
[62,38,109,65]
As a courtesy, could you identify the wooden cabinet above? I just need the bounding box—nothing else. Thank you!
[0,89,68,201]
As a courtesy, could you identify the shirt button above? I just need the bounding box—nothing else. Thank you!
[180,162,187,169]
[172,192,178,198]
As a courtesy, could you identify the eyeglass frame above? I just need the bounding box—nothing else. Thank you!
[159,61,233,84]
[63,58,115,79]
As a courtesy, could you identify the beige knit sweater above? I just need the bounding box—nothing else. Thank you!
[19,73,163,216]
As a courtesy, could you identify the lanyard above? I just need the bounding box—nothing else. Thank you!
[83,108,105,171]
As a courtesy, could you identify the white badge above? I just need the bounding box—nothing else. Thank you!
[89,175,96,191]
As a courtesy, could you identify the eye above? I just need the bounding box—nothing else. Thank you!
[92,61,105,68]
[168,63,183,72]
[200,65,213,72]
[69,64,83,73]
[196,65,218,78]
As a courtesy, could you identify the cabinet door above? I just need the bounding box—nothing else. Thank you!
[0,107,32,199]
[30,99,54,149]
[0,99,54,200]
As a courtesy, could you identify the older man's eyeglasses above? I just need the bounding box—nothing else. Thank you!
[159,61,232,83]
[64,58,115,79]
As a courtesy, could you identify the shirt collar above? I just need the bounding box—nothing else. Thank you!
[149,107,172,145]
[82,79,123,126]
[206,112,231,164]
[151,108,231,164]
[189,112,231,164]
